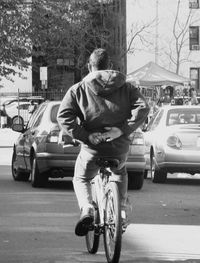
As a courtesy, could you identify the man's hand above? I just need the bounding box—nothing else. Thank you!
[88,127,123,145]
[88,132,102,145]
[101,127,123,142]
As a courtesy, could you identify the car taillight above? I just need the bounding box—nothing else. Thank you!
[167,135,182,149]
[130,131,144,145]
[46,129,60,143]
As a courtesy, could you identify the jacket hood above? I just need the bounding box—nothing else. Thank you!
[83,70,126,96]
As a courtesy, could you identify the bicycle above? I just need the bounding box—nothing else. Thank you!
[85,157,125,263]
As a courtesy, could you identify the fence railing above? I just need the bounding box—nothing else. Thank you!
[0,91,66,101]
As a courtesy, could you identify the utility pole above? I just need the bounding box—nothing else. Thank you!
[155,0,159,64]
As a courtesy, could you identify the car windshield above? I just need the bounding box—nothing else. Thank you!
[167,108,200,126]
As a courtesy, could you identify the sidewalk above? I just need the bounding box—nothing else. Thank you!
[0,128,19,147]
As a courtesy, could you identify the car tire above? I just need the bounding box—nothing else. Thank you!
[11,149,30,181]
[144,170,148,179]
[128,172,144,190]
[31,156,48,188]
[153,169,167,183]
[150,153,167,183]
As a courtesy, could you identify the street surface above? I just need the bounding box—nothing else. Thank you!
[0,132,200,263]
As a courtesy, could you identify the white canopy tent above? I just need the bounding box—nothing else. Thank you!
[127,61,190,86]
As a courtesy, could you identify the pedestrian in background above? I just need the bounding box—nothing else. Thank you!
[190,88,198,105]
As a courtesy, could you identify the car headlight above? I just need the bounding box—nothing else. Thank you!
[167,135,182,149]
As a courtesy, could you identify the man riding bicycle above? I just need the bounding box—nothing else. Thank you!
[57,48,149,236]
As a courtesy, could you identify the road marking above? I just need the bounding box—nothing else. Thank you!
[1,223,200,261]
[10,212,78,217]
[124,224,200,260]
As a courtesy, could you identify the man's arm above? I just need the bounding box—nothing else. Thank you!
[57,87,90,143]
[100,87,150,142]
[120,89,150,136]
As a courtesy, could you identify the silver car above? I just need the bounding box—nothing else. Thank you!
[144,105,200,183]
[11,100,146,190]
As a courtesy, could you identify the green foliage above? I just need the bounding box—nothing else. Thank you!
[0,0,32,80]
[0,0,114,81]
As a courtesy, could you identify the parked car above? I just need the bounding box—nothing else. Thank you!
[11,100,146,190]
[3,96,44,125]
[126,128,146,189]
[144,105,200,183]
[4,101,32,125]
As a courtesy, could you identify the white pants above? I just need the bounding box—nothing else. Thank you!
[73,149,128,210]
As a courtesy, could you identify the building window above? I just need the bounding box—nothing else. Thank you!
[189,26,199,50]
[189,0,199,8]
[190,68,200,91]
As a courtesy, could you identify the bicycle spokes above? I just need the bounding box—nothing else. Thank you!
[104,184,122,263]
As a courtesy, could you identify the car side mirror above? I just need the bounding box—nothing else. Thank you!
[142,126,147,132]
[11,116,25,133]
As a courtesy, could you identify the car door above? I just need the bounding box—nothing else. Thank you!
[23,104,47,171]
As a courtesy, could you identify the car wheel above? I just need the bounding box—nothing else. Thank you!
[11,149,30,181]
[144,170,148,179]
[31,156,48,188]
[128,172,144,190]
[150,153,167,183]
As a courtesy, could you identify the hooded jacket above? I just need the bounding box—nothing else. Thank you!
[57,70,149,156]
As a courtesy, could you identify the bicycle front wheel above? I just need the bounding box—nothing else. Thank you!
[85,204,100,254]
[103,182,122,263]
[85,182,100,254]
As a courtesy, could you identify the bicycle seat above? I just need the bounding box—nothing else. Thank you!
[96,158,119,168]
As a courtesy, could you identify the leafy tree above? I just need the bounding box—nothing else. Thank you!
[31,0,113,84]
[1,0,114,87]
[0,0,31,80]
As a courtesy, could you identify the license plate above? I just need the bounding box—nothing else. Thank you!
[197,137,200,147]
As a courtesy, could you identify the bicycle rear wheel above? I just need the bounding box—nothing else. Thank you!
[103,182,122,263]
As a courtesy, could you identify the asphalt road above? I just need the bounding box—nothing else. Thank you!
[1,143,200,262]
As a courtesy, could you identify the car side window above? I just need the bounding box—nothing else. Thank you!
[51,104,60,123]
[18,103,30,110]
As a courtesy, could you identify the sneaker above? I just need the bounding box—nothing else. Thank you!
[121,196,132,232]
[121,209,129,232]
[75,206,94,236]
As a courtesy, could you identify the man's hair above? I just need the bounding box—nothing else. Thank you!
[89,48,109,70]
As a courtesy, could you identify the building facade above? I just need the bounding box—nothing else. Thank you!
[189,0,200,93]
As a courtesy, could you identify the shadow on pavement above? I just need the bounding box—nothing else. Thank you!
[46,178,74,190]
[165,178,200,186]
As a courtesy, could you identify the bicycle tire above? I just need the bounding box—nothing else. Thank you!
[103,181,122,263]
[85,204,100,254]
[85,181,100,254]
